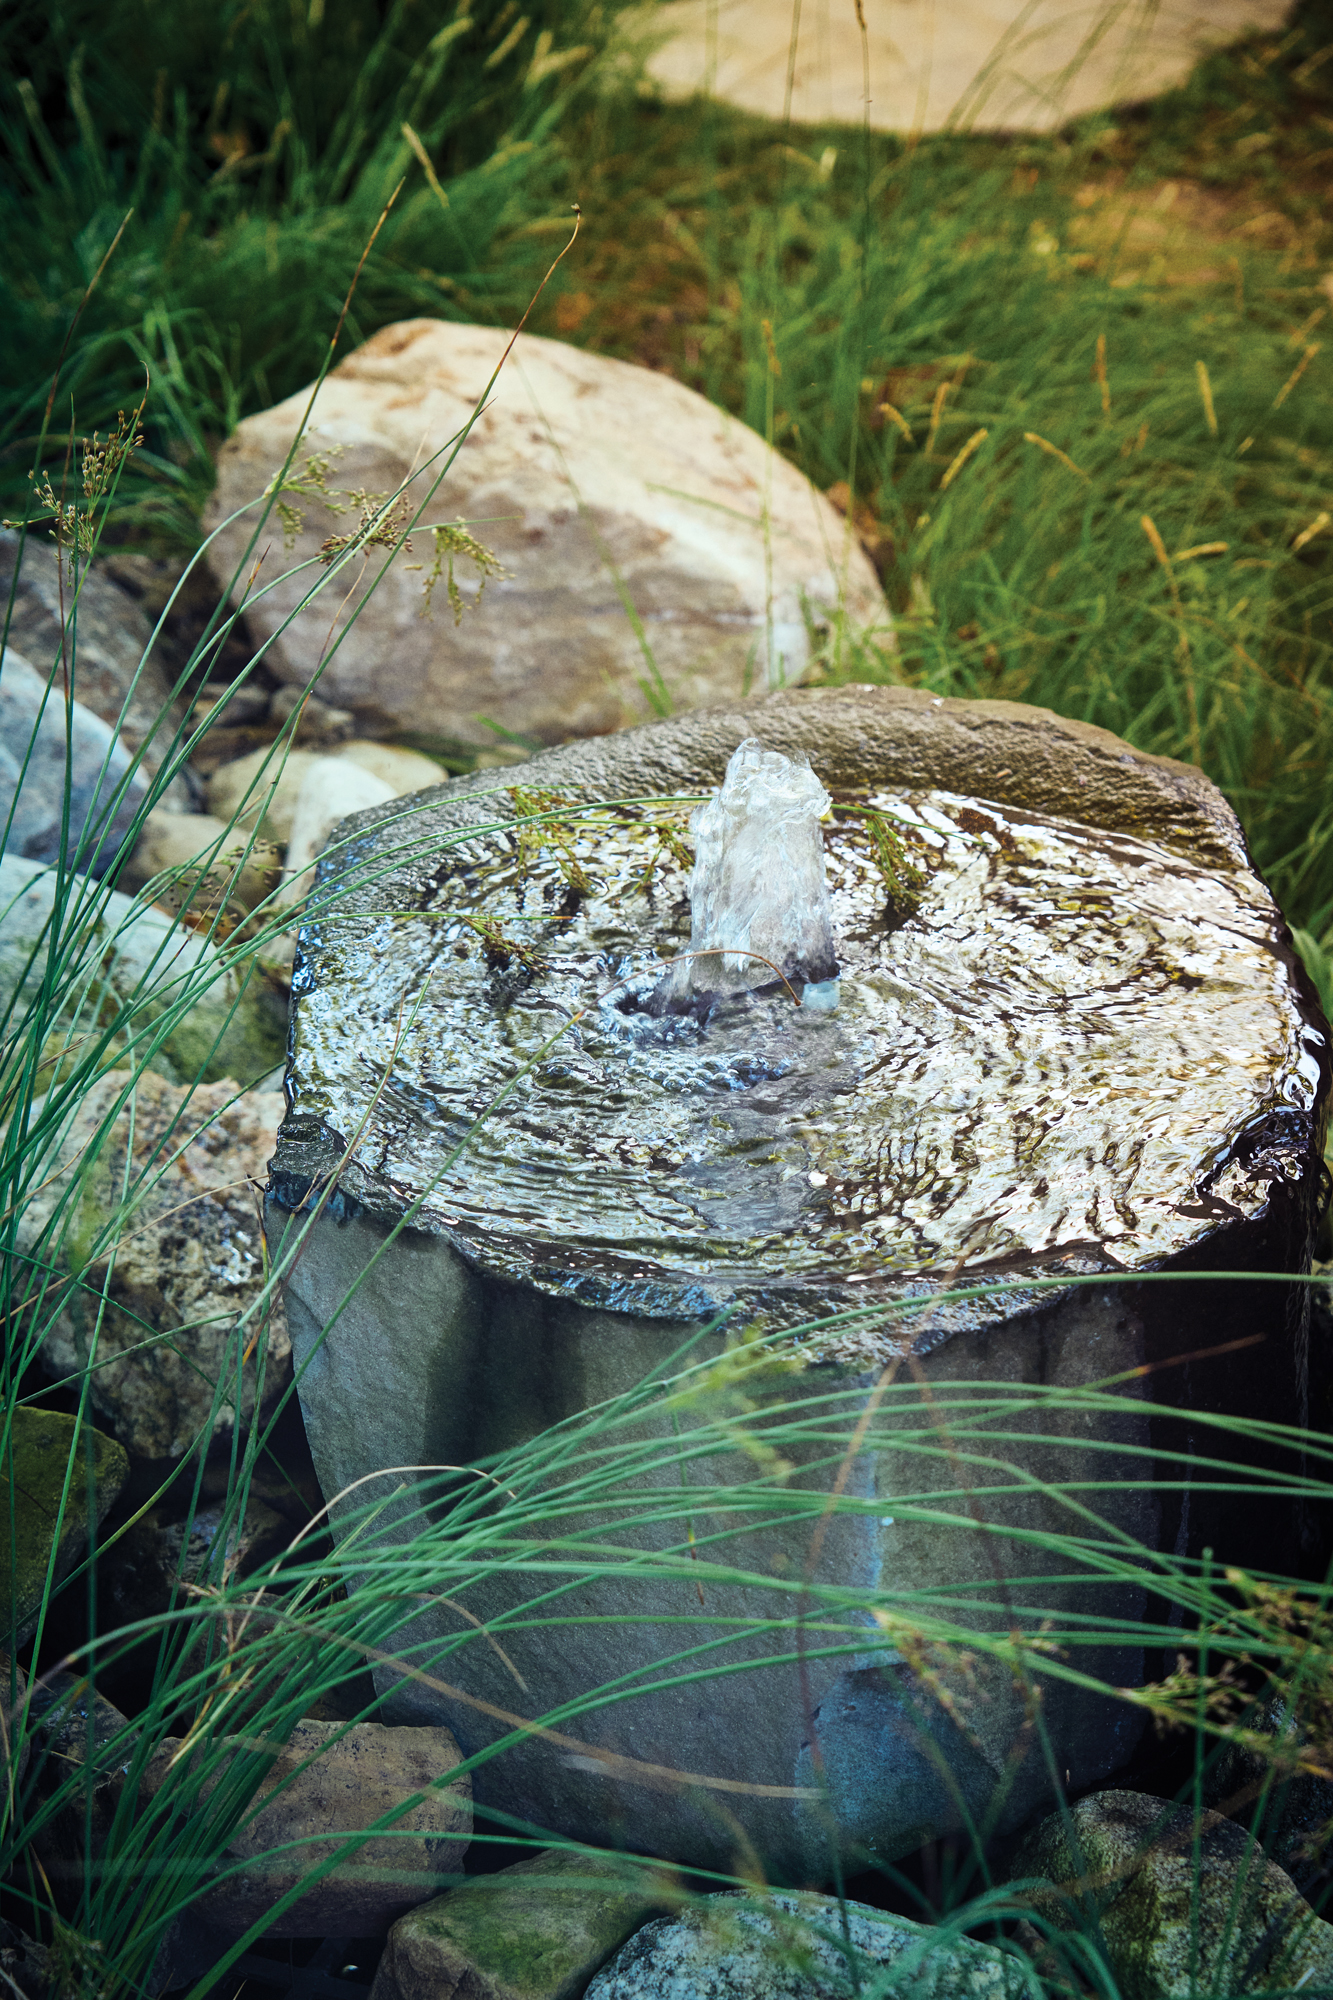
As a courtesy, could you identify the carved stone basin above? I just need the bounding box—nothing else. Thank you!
[267,685,1328,1877]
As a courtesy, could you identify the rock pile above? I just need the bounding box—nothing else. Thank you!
[20,1069,290,1462]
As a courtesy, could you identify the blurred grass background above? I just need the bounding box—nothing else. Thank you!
[2,0,1332,981]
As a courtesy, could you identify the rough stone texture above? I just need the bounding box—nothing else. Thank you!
[26,1671,138,1896]
[372,1849,667,2000]
[0,853,288,1087]
[585,1892,1025,1999]
[268,684,1329,1876]
[123,810,282,915]
[96,1494,292,1644]
[145,1719,471,1937]
[1,1409,128,1648]
[1203,1697,1333,1904]
[0,1922,52,2000]
[647,0,1291,134]
[0,530,186,784]
[1013,1789,1333,1999]
[1,648,149,875]
[204,321,889,751]
[22,1069,290,1461]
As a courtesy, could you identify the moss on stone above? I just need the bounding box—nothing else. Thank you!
[382,1849,667,2000]
[2,1408,128,1648]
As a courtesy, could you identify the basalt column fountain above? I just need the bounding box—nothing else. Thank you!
[267,684,1329,1878]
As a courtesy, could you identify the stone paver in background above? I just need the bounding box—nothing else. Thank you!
[646,0,1292,133]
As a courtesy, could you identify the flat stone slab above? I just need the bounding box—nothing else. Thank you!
[646,0,1292,134]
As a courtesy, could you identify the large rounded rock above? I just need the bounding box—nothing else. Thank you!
[146,1719,471,1937]
[586,1893,1023,2000]
[1,649,148,876]
[204,322,888,752]
[372,1849,666,2000]
[22,1070,290,1461]
[0,531,187,794]
[266,685,1328,1876]
[1013,1790,1333,1998]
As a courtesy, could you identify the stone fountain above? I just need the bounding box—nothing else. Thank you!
[267,685,1328,1877]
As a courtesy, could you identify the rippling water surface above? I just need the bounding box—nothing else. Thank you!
[290,787,1322,1340]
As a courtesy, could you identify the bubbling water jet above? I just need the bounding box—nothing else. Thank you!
[651,736,839,1015]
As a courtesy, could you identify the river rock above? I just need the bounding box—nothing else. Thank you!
[208,740,445,847]
[0,853,287,1086]
[145,1718,471,1937]
[97,1494,291,1648]
[279,757,397,911]
[372,1849,666,2000]
[209,742,319,844]
[1203,1696,1333,1902]
[1,648,149,875]
[22,1070,290,1462]
[586,1893,1024,1999]
[0,531,186,791]
[267,683,1328,1876]
[123,810,282,915]
[1,1409,128,1648]
[647,0,1291,135]
[269,681,355,743]
[1013,1789,1333,1998]
[204,321,889,751]
[338,742,447,794]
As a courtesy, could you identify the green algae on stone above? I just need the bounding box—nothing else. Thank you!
[373,1849,667,2000]
[2,1408,128,1649]
[1014,1790,1333,1999]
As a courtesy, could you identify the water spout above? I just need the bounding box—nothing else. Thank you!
[654,737,838,1013]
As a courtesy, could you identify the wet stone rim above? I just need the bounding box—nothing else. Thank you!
[271,688,1330,1362]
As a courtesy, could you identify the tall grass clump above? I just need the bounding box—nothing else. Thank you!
[0,0,645,537]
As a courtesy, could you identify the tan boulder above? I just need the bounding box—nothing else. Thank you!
[208,744,320,844]
[278,757,397,910]
[648,0,1290,134]
[208,739,447,846]
[338,742,446,793]
[146,1719,471,1938]
[124,810,281,914]
[203,321,889,751]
